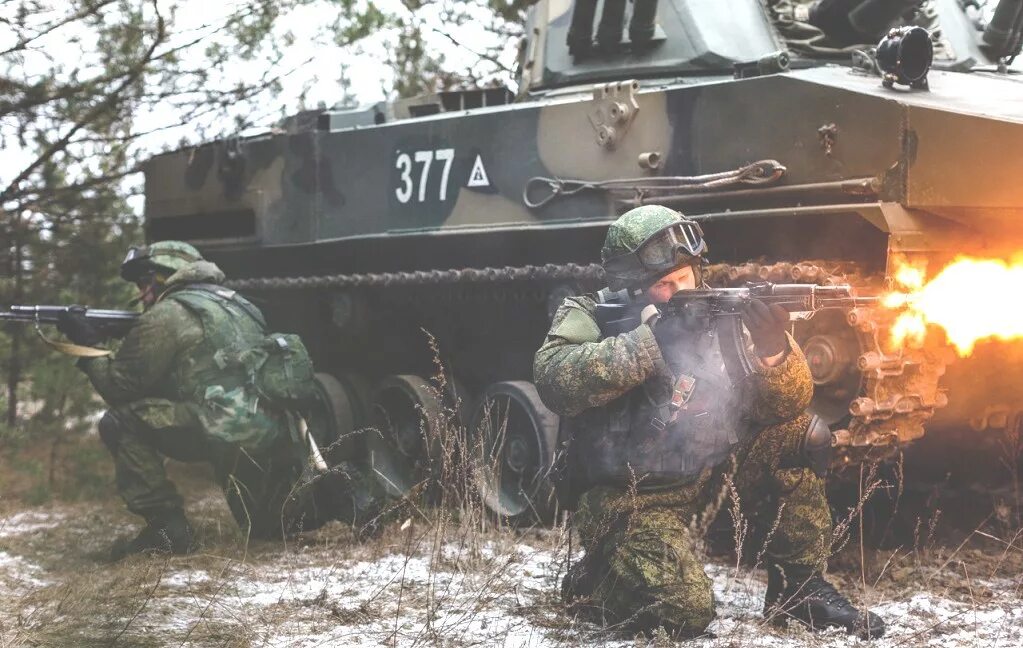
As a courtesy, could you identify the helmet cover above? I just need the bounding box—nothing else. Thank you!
[120,240,204,282]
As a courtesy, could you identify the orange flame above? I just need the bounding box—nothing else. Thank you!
[886,256,1023,356]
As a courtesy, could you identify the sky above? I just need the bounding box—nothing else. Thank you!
[174,0,517,127]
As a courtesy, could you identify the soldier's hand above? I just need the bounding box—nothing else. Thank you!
[740,299,789,359]
[651,313,693,357]
[57,306,105,347]
[640,304,660,327]
[640,305,682,360]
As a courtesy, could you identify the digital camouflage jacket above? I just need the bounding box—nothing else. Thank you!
[534,294,814,489]
[79,260,285,453]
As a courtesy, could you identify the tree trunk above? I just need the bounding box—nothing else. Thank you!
[6,217,23,427]
[48,395,69,491]
[6,326,20,426]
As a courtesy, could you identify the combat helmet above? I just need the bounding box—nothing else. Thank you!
[120,240,204,282]
[601,205,707,291]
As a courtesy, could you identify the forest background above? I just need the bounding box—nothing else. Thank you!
[0,0,528,502]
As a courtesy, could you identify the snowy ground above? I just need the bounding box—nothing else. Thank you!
[1,495,1022,647]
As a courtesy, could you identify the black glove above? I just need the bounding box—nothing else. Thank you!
[56,306,105,347]
[740,299,789,359]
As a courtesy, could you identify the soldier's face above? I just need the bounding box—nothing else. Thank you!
[136,275,161,307]
[645,265,696,303]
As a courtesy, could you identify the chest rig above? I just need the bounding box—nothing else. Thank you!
[570,289,746,490]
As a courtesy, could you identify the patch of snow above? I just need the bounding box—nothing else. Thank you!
[144,541,567,647]
[0,510,57,605]
[0,550,49,590]
[694,563,1023,648]
[875,591,1023,648]
[1,503,1021,647]
[156,543,1017,648]
[163,570,211,589]
[0,510,65,538]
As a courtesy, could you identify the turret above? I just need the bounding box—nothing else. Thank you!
[519,0,780,92]
[518,0,1007,95]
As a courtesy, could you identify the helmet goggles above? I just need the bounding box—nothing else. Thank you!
[121,246,149,266]
[120,246,172,283]
[120,246,151,281]
[603,219,707,280]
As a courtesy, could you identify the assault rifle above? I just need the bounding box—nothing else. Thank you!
[596,282,879,335]
[595,282,880,378]
[0,305,138,340]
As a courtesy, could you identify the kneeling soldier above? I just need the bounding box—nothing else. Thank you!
[59,241,383,558]
[534,206,884,638]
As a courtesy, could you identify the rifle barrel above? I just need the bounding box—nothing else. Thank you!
[2,305,139,324]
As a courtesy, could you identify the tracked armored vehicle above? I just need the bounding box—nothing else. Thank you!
[143,0,1023,524]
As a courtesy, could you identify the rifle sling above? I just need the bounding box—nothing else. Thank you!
[34,325,112,358]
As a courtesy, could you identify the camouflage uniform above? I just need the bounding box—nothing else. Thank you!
[535,294,828,635]
[80,259,339,538]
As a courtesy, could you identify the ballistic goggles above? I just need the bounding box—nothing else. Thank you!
[120,247,151,282]
[603,219,707,280]
[120,246,177,282]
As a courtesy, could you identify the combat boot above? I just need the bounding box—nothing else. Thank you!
[308,460,392,539]
[112,508,195,560]
[764,563,885,639]
[561,553,596,603]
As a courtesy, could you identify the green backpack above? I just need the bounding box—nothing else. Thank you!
[170,284,317,407]
[236,332,317,405]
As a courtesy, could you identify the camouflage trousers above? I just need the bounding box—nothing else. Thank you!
[98,399,380,539]
[565,413,831,636]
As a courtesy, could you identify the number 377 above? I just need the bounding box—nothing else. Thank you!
[395,148,455,203]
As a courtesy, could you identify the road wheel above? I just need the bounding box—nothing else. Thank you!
[306,372,373,464]
[366,374,447,500]
[470,381,559,525]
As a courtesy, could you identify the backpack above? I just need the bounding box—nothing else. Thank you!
[168,284,317,408]
[235,332,317,405]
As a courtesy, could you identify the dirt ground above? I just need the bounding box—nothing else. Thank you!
[2,464,1023,648]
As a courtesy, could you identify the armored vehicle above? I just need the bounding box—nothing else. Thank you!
[143,0,1023,524]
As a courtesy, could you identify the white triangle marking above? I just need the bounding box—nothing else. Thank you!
[467,154,491,188]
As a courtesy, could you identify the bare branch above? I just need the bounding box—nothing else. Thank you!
[0,0,120,57]
[429,25,514,75]
[0,10,168,204]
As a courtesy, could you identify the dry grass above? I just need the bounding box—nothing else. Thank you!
[2,351,1023,645]
[3,468,1023,647]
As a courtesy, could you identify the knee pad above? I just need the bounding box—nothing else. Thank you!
[802,415,833,478]
[98,409,129,450]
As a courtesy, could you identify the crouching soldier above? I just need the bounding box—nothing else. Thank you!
[58,241,384,558]
[534,206,884,638]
